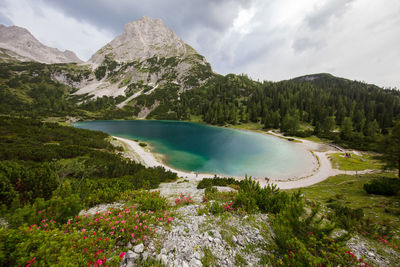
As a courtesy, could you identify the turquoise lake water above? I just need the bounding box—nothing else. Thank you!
[74,120,315,179]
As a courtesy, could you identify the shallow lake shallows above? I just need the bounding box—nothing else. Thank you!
[74,120,315,179]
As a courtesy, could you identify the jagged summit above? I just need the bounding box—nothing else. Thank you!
[88,16,197,66]
[74,16,212,104]
[0,24,82,64]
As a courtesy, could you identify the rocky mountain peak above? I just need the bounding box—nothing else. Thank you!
[0,24,82,64]
[88,16,196,66]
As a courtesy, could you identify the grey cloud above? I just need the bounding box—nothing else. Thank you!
[306,0,356,30]
[292,36,325,52]
[40,0,249,37]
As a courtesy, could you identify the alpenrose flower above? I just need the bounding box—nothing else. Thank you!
[24,203,174,266]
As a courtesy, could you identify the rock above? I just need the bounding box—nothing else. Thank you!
[232,235,237,244]
[127,242,132,249]
[208,236,214,242]
[0,25,82,64]
[123,250,139,267]
[194,251,202,260]
[133,243,144,254]
[142,251,149,261]
[189,258,203,267]
[181,261,190,267]
[160,254,168,265]
[237,235,245,246]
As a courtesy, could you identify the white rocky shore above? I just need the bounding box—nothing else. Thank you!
[113,133,374,190]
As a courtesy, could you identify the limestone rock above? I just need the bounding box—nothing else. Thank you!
[0,24,82,64]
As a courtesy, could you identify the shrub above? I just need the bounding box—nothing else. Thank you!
[197,177,242,189]
[364,178,400,196]
[120,190,168,211]
[327,202,364,231]
[234,177,290,214]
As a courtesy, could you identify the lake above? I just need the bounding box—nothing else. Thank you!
[74,120,316,179]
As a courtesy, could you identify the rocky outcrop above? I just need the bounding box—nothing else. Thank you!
[76,16,213,109]
[89,16,197,66]
[0,24,82,64]
[122,204,270,267]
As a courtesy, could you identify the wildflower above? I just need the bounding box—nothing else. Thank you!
[121,220,126,224]
[119,252,126,259]
[110,231,114,236]
[38,210,42,214]
[131,233,135,238]
[93,232,96,235]
[95,259,103,266]
[26,257,36,267]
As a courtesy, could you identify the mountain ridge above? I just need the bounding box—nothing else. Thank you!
[0,24,82,64]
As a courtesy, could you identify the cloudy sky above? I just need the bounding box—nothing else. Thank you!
[0,0,399,88]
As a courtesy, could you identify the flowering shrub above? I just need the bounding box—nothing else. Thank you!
[0,204,174,266]
[175,193,193,206]
[223,202,234,212]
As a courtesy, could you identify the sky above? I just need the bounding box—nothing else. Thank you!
[0,0,399,88]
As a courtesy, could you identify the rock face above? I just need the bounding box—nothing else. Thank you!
[75,16,212,104]
[89,16,196,66]
[0,24,82,64]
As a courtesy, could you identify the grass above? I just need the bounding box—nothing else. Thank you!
[235,253,248,266]
[329,152,383,171]
[201,247,218,267]
[286,173,400,231]
[227,122,263,130]
[300,135,331,144]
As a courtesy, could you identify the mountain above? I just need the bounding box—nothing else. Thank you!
[74,16,213,109]
[0,24,82,64]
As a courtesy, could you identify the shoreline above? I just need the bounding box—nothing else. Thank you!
[113,131,360,189]
[113,136,224,180]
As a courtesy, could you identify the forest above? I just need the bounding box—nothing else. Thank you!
[149,73,400,151]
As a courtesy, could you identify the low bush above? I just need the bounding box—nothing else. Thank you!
[234,177,290,214]
[0,204,174,266]
[327,202,364,231]
[197,177,242,189]
[363,178,400,196]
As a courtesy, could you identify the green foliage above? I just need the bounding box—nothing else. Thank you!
[120,190,168,211]
[0,203,173,266]
[379,122,400,178]
[139,142,147,147]
[94,65,107,80]
[235,177,290,214]
[327,202,364,231]
[197,176,242,189]
[364,177,400,196]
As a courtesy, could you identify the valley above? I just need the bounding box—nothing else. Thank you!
[0,15,399,267]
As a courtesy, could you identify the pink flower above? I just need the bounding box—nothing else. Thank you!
[38,210,42,214]
[95,259,103,265]
[121,228,125,232]
[110,232,114,236]
[93,232,96,235]
[121,220,126,224]
[119,252,126,259]
[131,233,135,238]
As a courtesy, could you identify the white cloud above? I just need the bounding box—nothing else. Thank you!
[0,0,399,88]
